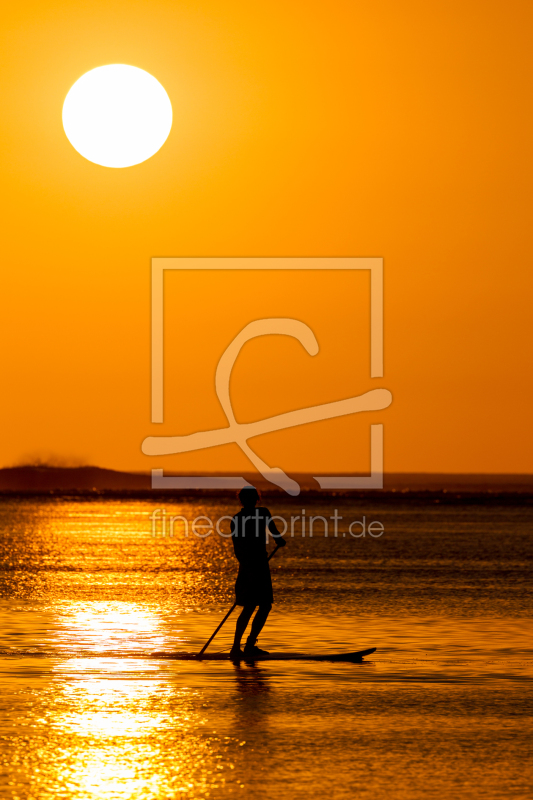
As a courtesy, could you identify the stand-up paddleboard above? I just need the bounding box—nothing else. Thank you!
[151,648,376,662]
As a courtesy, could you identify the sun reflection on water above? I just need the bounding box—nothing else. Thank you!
[53,667,171,736]
[6,654,242,799]
[0,603,243,799]
[56,602,175,655]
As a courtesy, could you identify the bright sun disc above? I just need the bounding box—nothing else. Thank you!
[62,64,172,168]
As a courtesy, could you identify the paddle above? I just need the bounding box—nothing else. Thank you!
[198,544,282,657]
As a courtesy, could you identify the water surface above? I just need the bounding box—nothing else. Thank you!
[0,497,531,798]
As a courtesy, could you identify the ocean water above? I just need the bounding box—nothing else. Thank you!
[0,495,532,799]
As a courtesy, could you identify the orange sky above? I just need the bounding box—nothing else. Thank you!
[1,0,532,476]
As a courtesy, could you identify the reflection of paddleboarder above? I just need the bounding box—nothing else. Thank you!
[229,487,286,661]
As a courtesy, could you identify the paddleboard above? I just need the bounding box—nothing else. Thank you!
[151,648,376,662]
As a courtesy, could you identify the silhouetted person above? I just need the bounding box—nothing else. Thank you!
[229,486,286,661]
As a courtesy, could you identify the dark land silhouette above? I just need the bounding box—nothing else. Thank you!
[0,465,151,492]
[0,465,533,497]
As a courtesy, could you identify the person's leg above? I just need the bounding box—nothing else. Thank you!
[245,603,272,650]
[232,605,256,652]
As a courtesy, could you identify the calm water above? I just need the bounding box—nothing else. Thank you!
[0,496,532,799]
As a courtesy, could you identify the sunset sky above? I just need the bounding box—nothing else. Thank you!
[1,0,532,476]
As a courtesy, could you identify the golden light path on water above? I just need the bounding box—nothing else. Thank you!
[57,605,171,654]
[46,661,224,798]
[4,604,245,798]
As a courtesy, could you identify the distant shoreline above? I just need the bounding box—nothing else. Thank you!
[1,465,532,499]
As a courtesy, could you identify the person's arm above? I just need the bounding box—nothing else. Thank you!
[232,514,257,562]
[265,508,286,547]
[231,516,244,562]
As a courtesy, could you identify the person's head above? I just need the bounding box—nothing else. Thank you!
[238,486,260,508]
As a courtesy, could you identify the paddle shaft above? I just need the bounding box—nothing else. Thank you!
[198,545,281,657]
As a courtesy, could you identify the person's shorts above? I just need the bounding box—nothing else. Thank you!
[235,558,273,606]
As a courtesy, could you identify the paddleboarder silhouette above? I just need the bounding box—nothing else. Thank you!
[229,486,286,661]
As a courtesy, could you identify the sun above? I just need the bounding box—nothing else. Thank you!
[62,64,173,168]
